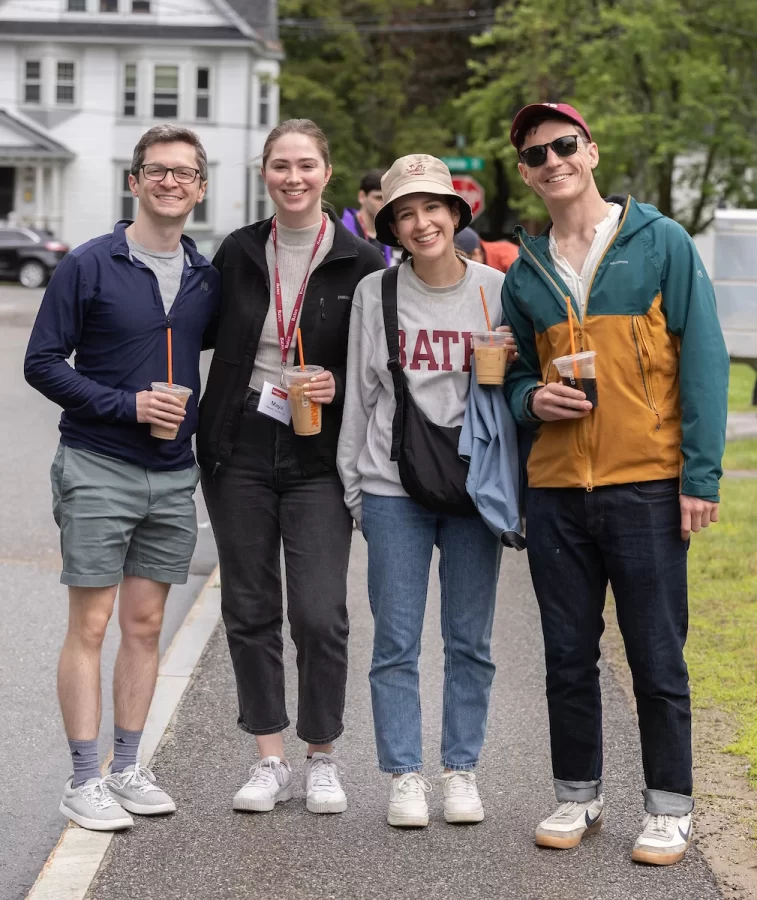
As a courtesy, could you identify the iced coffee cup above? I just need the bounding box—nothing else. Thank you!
[553,350,598,408]
[150,382,193,440]
[283,365,323,436]
[471,332,510,386]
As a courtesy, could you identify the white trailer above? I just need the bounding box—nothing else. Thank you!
[712,208,757,371]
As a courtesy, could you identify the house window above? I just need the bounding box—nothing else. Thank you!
[196,67,210,120]
[56,62,76,105]
[258,77,270,127]
[67,0,87,10]
[24,61,42,104]
[132,0,150,10]
[121,169,135,220]
[100,0,118,11]
[256,172,268,221]
[123,63,137,117]
[153,66,179,118]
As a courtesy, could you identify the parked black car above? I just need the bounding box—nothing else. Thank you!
[0,226,69,288]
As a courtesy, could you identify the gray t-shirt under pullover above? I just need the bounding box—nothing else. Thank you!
[126,235,185,317]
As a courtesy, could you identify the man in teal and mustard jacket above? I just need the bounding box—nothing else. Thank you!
[503,103,729,866]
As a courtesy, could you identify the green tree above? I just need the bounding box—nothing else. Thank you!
[277,0,496,214]
[460,0,757,233]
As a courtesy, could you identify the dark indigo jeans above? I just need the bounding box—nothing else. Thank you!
[526,479,693,817]
[202,391,353,744]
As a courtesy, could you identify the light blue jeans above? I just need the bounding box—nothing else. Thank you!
[361,493,502,773]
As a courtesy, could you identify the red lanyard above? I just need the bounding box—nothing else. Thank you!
[271,214,328,366]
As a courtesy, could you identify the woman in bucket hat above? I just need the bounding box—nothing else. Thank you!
[337,155,517,827]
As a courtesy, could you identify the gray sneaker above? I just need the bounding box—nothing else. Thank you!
[103,765,176,816]
[59,777,134,831]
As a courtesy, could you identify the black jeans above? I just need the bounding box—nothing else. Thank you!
[526,479,693,816]
[202,392,353,744]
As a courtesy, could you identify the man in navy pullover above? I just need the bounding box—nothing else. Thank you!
[25,125,219,831]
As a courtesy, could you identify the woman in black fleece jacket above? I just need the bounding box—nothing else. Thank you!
[198,119,384,815]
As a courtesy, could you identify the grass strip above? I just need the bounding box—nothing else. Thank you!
[729,363,756,413]
[687,478,757,783]
[723,438,757,471]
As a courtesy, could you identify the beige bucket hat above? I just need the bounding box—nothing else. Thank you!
[374,154,473,247]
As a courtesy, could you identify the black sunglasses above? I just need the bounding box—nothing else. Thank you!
[519,135,582,168]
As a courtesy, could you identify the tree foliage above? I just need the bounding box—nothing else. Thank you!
[460,0,757,233]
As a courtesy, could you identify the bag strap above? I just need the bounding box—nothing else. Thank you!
[381,267,403,462]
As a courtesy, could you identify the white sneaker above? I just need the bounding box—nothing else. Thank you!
[387,773,432,828]
[632,813,692,866]
[232,756,293,812]
[304,752,347,814]
[441,771,484,823]
[59,777,134,831]
[535,795,604,849]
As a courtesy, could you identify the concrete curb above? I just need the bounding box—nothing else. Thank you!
[25,567,221,900]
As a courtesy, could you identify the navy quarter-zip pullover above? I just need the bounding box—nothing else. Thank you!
[24,221,220,471]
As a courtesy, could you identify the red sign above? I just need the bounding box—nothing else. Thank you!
[451,175,485,220]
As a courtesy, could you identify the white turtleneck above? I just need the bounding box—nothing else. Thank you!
[249,215,336,391]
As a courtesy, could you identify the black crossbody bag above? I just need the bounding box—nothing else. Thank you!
[381,267,476,517]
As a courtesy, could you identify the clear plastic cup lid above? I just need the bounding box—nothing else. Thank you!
[553,351,596,366]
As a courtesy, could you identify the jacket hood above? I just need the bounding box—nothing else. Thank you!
[516,196,665,259]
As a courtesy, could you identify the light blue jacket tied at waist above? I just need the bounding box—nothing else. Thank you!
[459,361,525,550]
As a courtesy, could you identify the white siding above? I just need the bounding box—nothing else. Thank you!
[0,0,228,26]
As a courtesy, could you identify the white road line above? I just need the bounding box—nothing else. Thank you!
[26,568,221,900]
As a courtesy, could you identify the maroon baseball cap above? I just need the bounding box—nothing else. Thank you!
[510,103,592,149]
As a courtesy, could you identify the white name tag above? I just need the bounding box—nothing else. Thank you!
[257,381,291,424]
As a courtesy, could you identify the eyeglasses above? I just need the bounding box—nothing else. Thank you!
[518,135,581,168]
[140,164,201,184]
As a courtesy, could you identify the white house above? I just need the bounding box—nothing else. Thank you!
[0,0,281,249]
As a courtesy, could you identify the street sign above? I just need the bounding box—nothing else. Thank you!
[441,157,485,173]
[451,175,485,220]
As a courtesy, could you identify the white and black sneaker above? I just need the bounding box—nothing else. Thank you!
[632,813,692,866]
[535,795,604,849]
[233,756,293,812]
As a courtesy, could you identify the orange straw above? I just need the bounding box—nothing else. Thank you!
[565,297,579,379]
[479,285,494,345]
[297,327,305,371]
[167,327,173,386]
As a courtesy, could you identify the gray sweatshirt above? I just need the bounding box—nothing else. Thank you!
[337,259,506,525]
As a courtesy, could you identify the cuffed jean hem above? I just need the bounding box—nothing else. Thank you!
[643,788,694,816]
[122,563,189,585]
[554,778,604,803]
[237,718,290,736]
[379,764,424,775]
[441,761,478,772]
[296,725,344,745]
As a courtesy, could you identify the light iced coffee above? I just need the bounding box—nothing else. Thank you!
[283,365,323,436]
[149,382,192,440]
[471,332,509,385]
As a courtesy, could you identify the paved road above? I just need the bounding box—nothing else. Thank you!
[88,540,723,900]
[0,284,217,900]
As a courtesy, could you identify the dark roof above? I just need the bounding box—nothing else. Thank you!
[226,0,278,40]
[0,109,74,161]
[0,21,252,42]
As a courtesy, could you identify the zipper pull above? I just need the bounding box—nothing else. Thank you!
[212,462,220,480]
[320,298,325,321]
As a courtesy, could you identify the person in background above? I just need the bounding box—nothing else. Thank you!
[341,169,393,265]
[338,155,516,829]
[453,226,487,263]
[24,125,219,831]
[480,236,519,273]
[504,101,729,866]
[199,119,385,817]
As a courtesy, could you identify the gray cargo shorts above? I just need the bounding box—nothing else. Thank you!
[50,444,201,588]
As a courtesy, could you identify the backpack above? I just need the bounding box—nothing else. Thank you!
[381,267,477,517]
